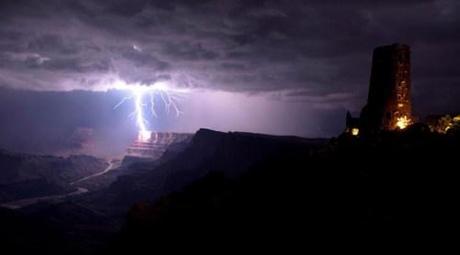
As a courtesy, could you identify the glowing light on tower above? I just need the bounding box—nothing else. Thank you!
[112,80,188,142]
[351,128,360,136]
[395,115,411,130]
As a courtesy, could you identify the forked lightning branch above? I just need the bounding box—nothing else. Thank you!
[112,81,188,142]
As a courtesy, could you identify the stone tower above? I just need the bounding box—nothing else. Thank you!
[360,43,412,132]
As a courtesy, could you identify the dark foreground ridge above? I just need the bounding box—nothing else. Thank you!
[2,128,460,253]
[79,128,326,216]
[108,127,459,252]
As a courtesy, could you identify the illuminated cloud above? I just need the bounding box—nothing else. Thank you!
[0,0,459,145]
[0,1,457,97]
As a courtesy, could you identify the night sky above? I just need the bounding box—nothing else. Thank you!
[0,0,459,156]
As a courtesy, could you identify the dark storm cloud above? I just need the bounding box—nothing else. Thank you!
[0,0,459,111]
[163,42,219,61]
[122,50,169,69]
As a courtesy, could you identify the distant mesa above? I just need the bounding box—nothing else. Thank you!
[126,131,192,159]
[345,43,459,136]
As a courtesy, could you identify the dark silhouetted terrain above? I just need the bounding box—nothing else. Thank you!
[1,127,459,253]
[0,151,107,203]
[77,129,325,217]
[108,127,460,252]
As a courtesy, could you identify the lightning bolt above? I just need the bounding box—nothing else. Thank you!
[112,81,187,141]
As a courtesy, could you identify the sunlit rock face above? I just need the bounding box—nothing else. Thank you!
[126,132,192,159]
